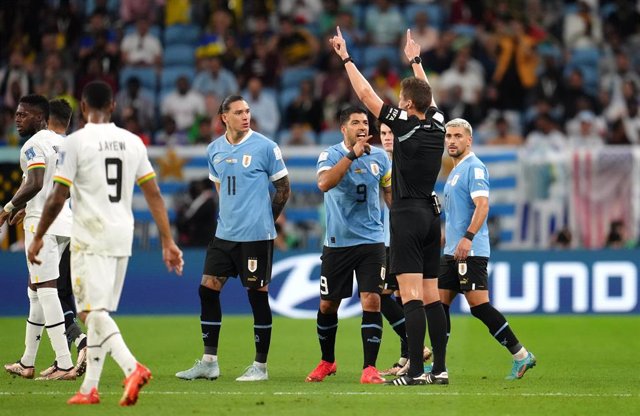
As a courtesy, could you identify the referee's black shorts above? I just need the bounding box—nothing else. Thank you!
[389,199,441,278]
[203,237,274,289]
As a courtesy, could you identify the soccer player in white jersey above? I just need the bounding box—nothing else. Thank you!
[176,95,289,382]
[27,81,184,406]
[1,95,76,381]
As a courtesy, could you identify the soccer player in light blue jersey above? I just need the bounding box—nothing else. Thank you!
[305,107,391,384]
[439,118,536,380]
[176,95,290,382]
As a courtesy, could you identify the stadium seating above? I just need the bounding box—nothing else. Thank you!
[160,66,196,89]
[163,24,201,46]
[119,66,158,90]
[404,3,445,30]
[163,44,197,67]
[318,129,343,146]
[280,67,317,89]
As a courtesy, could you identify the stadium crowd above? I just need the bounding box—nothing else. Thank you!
[0,0,639,148]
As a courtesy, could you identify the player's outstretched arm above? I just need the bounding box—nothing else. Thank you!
[330,26,384,117]
[28,182,69,265]
[404,29,437,108]
[140,178,184,276]
[317,136,372,192]
[272,175,290,221]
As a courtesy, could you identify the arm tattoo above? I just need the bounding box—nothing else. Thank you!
[271,176,290,221]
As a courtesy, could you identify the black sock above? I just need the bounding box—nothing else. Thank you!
[442,303,451,346]
[361,311,382,368]
[403,300,426,377]
[470,302,522,354]
[425,301,448,374]
[317,311,338,363]
[381,294,408,358]
[395,295,403,309]
[199,285,222,356]
[248,290,272,363]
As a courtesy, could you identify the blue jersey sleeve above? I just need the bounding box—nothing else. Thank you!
[267,143,288,181]
[468,164,490,199]
[207,143,220,182]
[317,147,340,174]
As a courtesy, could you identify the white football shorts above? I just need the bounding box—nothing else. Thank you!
[24,231,69,284]
[71,251,129,312]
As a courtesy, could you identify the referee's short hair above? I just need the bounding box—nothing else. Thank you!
[445,118,473,137]
[400,77,432,113]
[48,98,72,127]
[82,81,113,110]
[18,94,50,120]
[339,106,367,126]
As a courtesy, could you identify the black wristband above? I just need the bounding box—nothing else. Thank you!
[410,56,422,65]
[346,150,357,161]
[464,231,475,241]
[342,56,354,65]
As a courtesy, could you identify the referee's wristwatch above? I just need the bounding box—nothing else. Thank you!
[410,56,422,65]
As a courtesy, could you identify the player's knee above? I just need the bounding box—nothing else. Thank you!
[319,300,339,314]
[360,292,381,312]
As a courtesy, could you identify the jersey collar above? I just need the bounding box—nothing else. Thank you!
[454,152,475,168]
[226,129,253,146]
[340,141,350,153]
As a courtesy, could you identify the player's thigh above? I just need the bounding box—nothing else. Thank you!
[459,257,489,293]
[71,251,124,312]
[24,232,62,284]
[202,237,238,279]
[320,246,357,301]
[237,240,274,289]
[354,243,385,295]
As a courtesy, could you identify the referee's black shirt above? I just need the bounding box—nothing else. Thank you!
[378,104,445,201]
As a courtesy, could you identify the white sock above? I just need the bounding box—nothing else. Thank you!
[513,346,529,361]
[38,287,73,369]
[202,354,217,362]
[92,311,137,376]
[254,361,266,370]
[75,333,87,348]
[398,357,408,366]
[80,312,107,394]
[21,288,45,367]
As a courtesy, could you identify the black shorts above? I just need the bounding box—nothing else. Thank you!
[389,200,441,278]
[320,243,385,300]
[203,238,274,289]
[438,255,489,293]
[384,246,399,291]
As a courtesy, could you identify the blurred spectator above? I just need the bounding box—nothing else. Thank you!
[562,0,602,49]
[321,76,353,130]
[197,9,240,70]
[239,13,275,51]
[124,115,152,145]
[189,116,213,145]
[333,8,365,47]
[407,10,440,54]
[534,53,565,105]
[78,10,118,61]
[562,68,598,120]
[525,113,566,155]
[34,52,74,99]
[0,105,19,146]
[486,116,524,146]
[605,0,640,39]
[0,50,32,109]
[278,0,323,25]
[175,178,218,247]
[76,56,118,100]
[192,56,239,98]
[622,99,640,144]
[155,115,188,145]
[270,15,319,67]
[243,77,280,139]
[439,46,485,107]
[601,51,640,113]
[551,226,573,249]
[566,110,605,148]
[281,123,316,146]
[237,37,280,88]
[365,0,405,46]
[422,30,455,74]
[285,79,323,132]
[607,118,632,145]
[492,18,539,111]
[317,0,340,36]
[369,58,401,104]
[605,220,628,248]
[80,28,120,78]
[274,213,300,251]
[114,76,155,133]
[120,0,159,25]
[161,75,206,132]
[120,18,162,67]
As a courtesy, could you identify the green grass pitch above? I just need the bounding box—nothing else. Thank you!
[1,315,638,415]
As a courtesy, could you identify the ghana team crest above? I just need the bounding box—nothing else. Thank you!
[370,163,380,176]
[248,258,258,273]
[242,154,252,167]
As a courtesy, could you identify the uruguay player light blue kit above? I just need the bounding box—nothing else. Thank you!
[203,129,288,288]
[317,141,391,299]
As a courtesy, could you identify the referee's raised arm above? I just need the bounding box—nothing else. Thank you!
[329,26,384,117]
[403,29,437,109]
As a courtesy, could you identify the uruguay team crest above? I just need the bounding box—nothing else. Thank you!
[370,163,380,176]
[248,258,258,273]
[458,261,467,276]
[242,154,252,168]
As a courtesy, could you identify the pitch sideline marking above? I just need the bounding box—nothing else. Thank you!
[0,391,636,398]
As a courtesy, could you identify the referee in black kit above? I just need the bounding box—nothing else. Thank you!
[330,27,448,385]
